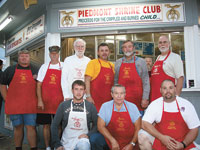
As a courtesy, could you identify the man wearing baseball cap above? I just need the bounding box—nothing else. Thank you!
[37,45,64,150]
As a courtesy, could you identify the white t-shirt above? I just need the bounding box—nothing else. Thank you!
[61,54,90,99]
[143,96,200,129]
[157,52,184,79]
[37,62,63,82]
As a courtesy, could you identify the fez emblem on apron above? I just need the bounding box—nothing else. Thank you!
[72,117,83,129]
[104,74,111,84]
[49,74,57,84]
[117,117,125,131]
[20,73,28,83]
[167,121,176,130]
[123,67,131,78]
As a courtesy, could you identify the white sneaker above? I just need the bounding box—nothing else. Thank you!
[46,147,51,150]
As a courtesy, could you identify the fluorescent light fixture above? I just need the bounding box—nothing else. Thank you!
[0,16,13,31]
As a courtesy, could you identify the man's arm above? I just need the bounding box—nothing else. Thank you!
[87,103,98,137]
[139,59,150,108]
[122,117,141,150]
[85,75,95,104]
[37,81,44,110]
[142,121,177,149]
[182,128,198,147]
[51,103,64,149]
[176,76,184,96]
[0,85,7,100]
[98,117,120,150]
[114,60,121,84]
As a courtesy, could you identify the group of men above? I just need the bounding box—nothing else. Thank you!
[0,35,199,150]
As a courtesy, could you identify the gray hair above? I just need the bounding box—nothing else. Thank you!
[111,84,126,93]
[18,50,30,56]
[73,39,86,47]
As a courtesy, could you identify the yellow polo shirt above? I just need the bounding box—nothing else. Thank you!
[85,59,115,81]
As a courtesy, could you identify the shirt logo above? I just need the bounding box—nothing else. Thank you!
[20,73,28,83]
[167,121,176,130]
[116,117,126,131]
[71,117,84,130]
[123,67,131,79]
[49,74,57,84]
[104,74,111,84]
[75,68,84,79]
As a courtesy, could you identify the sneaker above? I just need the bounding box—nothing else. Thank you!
[46,147,51,150]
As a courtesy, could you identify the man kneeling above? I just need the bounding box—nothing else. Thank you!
[51,80,98,150]
[138,80,200,150]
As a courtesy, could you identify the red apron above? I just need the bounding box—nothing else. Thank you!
[118,56,143,111]
[106,102,137,150]
[91,59,114,112]
[150,51,175,101]
[5,65,37,114]
[153,100,195,150]
[38,62,64,114]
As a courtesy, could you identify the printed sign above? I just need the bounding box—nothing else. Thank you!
[6,15,45,54]
[59,3,185,29]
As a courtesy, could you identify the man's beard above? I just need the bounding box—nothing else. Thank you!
[75,50,84,57]
[124,51,134,57]
[159,47,169,53]
[74,95,84,101]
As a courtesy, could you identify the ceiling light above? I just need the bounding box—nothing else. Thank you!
[0,16,13,31]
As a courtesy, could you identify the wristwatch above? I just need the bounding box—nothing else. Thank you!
[86,94,91,98]
[130,142,135,147]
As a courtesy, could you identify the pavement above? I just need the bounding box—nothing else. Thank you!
[0,133,46,150]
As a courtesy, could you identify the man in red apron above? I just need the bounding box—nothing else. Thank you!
[51,80,98,150]
[138,80,200,150]
[36,46,64,150]
[98,84,141,150]
[0,50,38,150]
[150,35,184,102]
[85,43,114,150]
[85,43,114,112]
[115,40,150,115]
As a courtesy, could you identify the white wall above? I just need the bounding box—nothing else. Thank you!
[184,25,200,88]
[44,33,61,63]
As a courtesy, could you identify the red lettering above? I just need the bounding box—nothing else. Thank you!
[78,10,83,17]
[115,8,118,15]
[136,6,140,14]
[147,6,151,13]
[143,6,147,13]
[157,5,161,13]
[151,6,156,13]
[143,5,160,14]
[89,9,93,16]
[85,10,88,17]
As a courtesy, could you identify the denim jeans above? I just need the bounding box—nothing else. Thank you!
[74,139,90,150]
[89,132,109,150]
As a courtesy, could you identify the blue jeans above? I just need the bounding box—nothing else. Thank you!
[139,110,144,117]
[74,139,90,150]
[89,132,109,150]
[10,114,36,126]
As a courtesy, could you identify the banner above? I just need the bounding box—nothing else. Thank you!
[59,3,185,29]
[6,15,45,54]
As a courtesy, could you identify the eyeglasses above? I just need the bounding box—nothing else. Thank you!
[75,45,85,49]
[158,41,168,44]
